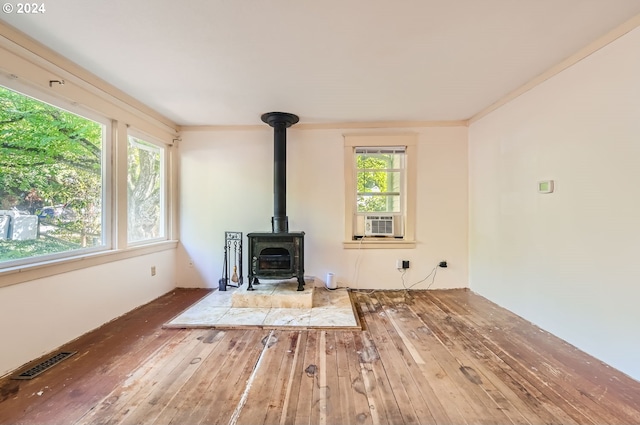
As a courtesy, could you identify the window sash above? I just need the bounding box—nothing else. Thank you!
[355,148,405,216]
[0,75,172,272]
[343,133,417,246]
[126,133,167,245]
[355,147,406,155]
[0,83,110,267]
[356,194,402,213]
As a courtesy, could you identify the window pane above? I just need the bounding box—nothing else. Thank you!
[357,171,402,194]
[356,150,405,170]
[127,136,164,243]
[0,85,104,264]
[356,163,403,213]
[357,194,401,213]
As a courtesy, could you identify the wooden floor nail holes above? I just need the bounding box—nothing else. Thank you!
[1,288,639,425]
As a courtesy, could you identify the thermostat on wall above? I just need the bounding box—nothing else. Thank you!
[538,180,554,193]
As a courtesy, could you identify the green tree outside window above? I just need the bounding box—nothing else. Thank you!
[356,148,404,213]
[0,85,103,261]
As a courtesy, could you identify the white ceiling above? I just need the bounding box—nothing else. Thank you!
[3,1,640,126]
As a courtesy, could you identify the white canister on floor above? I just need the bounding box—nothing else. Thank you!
[325,272,337,290]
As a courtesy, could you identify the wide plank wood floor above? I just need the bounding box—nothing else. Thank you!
[1,288,639,425]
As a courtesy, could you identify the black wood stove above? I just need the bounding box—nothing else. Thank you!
[247,112,305,291]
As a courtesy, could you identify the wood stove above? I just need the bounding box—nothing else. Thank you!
[247,231,305,291]
[247,112,306,291]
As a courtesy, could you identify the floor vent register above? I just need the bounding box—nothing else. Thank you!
[12,351,77,380]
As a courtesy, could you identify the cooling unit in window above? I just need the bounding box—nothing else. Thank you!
[364,215,394,236]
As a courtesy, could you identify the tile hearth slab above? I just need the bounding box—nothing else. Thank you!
[263,308,312,327]
[217,307,271,326]
[231,278,313,309]
[164,277,361,330]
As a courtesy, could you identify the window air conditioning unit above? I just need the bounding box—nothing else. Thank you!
[364,214,394,236]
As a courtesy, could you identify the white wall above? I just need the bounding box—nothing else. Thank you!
[469,27,640,380]
[0,250,176,377]
[177,126,468,291]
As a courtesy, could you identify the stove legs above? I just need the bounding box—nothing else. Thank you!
[246,276,304,291]
[247,277,260,291]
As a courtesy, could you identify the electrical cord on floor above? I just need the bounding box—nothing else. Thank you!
[350,238,361,287]
[351,237,385,295]
[349,237,440,294]
[401,265,439,291]
[344,237,381,294]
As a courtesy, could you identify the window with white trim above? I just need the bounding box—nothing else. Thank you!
[355,147,406,237]
[356,147,405,213]
[0,70,174,277]
[344,133,417,247]
[127,134,166,244]
[0,84,108,265]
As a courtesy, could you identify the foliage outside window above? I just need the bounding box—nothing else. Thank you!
[356,147,405,214]
[0,85,104,264]
[343,133,416,248]
[127,135,165,243]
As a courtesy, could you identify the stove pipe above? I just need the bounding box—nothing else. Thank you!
[261,112,299,233]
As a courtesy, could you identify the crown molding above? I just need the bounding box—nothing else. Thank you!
[0,21,178,136]
[468,13,640,124]
[179,119,468,132]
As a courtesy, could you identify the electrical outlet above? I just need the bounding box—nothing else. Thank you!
[396,260,410,269]
[151,266,156,276]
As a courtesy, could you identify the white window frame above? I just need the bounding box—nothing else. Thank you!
[0,79,113,267]
[126,130,168,246]
[355,146,406,218]
[343,133,417,249]
[0,40,178,288]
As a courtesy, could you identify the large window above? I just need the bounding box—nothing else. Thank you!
[0,85,106,265]
[344,133,417,248]
[0,39,177,286]
[127,135,165,243]
[356,147,405,214]
[0,78,174,277]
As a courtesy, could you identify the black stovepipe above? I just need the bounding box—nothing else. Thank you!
[261,112,299,233]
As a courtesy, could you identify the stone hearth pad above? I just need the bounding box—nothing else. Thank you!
[231,279,313,308]
[164,277,360,330]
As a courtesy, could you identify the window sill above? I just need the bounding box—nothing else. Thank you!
[343,239,416,249]
[0,240,178,289]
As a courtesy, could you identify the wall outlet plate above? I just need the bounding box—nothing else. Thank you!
[396,260,410,269]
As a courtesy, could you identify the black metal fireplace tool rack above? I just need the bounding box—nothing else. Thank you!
[219,231,243,291]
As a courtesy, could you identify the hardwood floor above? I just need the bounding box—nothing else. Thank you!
[1,288,639,425]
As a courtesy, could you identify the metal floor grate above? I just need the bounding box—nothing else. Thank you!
[12,351,77,380]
